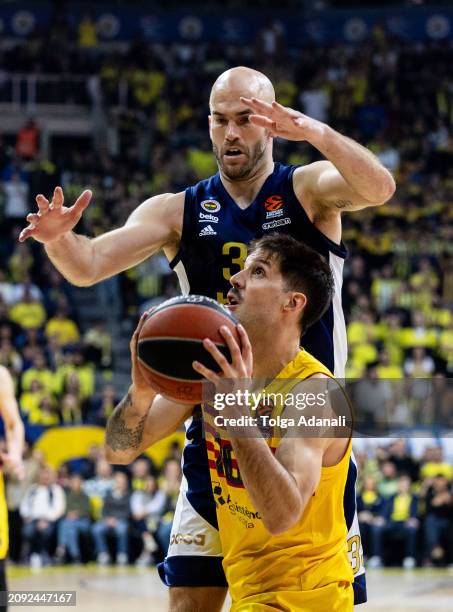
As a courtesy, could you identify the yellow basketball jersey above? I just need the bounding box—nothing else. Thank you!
[204,348,354,607]
[0,471,8,559]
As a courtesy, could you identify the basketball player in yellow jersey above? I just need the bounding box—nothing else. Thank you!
[0,366,25,608]
[106,233,353,611]
[192,234,354,611]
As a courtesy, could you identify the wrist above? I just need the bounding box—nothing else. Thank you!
[306,122,331,150]
[44,231,74,250]
[129,384,156,415]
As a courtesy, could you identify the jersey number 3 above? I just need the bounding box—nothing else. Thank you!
[217,242,247,303]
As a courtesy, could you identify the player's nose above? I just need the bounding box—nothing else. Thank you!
[230,268,245,288]
[225,120,241,140]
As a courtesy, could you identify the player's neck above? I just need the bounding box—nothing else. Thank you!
[251,332,301,379]
[220,157,275,209]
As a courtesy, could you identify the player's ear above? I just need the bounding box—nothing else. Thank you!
[283,292,307,316]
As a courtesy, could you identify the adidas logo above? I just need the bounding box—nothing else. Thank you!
[199,225,217,236]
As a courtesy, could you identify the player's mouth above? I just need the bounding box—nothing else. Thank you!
[223,147,247,162]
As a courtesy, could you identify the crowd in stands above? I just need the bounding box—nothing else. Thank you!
[356,439,453,568]
[6,442,182,568]
[0,13,452,569]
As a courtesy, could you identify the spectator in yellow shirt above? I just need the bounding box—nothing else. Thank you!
[44,307,80,348]
[9,288,46,330]
[20,379,46,415]
[420,446,453,481]
[400,311,438,350]
[78,14,97,49]
[376,350,403,378]
[21,353,54,393]
[28,395,60,426]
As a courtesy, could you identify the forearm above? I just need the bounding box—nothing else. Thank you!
[5,420,24,460]
[313,126,395,204]
[229,435,302,535]
[45,232,95,286]
[105,386,155,464]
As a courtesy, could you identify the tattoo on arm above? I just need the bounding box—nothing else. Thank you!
[334,199,354,209]
[105,392,146,452]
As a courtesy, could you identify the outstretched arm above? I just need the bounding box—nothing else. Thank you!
[19,187,184,286]
[104,313,192,464]
[242,97,396,213]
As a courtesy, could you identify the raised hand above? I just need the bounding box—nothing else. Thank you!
[241,96,325,143]
[19,186,92,243]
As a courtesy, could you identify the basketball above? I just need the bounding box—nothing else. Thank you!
[137,295,240,403]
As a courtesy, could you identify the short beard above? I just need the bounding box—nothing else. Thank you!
[213,138,268,180]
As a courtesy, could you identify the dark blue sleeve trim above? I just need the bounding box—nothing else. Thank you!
[157,555,227,587]
[169,188,191,270]
[353,572,368,604]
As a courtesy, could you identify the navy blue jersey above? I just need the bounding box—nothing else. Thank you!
[170,162,347,374]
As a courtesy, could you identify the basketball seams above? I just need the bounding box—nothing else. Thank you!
[150,300,238,325]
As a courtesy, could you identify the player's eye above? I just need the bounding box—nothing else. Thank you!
[252,266,265,277]
[239,116,250,125]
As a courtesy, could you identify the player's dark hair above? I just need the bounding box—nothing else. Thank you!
[248,234,334,334]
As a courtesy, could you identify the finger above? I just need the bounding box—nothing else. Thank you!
[18,225,37,242]
[240,96,274,115]
[26,213,39,224]
[35,194,50,212]
[249,115,276,130]
[192,360,220,384]
[271,101,299,117]
[136,311,149,333]
[131,313,147,351]
[237,324,253,374]
[71,190,92,215]
[219,326,242,369]
[51,186,64,210]
[203,338,231,375]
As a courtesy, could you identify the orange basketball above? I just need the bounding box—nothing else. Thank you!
[137,295,240,404]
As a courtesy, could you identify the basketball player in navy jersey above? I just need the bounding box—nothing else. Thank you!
[20,66,395,611]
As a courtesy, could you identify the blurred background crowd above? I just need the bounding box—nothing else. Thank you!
[0,1,452,570]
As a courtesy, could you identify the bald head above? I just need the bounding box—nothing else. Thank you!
[209,67,275,110]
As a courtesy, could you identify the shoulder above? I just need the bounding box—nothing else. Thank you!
[127,191,185,228]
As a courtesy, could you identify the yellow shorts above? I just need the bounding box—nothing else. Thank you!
[0,476,8,559]
[231,581,353,612]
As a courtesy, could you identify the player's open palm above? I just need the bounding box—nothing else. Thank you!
[241,96,325,143]
[19,186,92,244]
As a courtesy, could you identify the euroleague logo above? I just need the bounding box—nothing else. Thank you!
[264,195,284,219]
[201,199,221,213]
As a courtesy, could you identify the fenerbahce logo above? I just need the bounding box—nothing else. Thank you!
[264,194,284,219]
[201,199,221,213]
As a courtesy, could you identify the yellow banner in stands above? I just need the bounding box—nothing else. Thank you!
[34,426,185,470]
